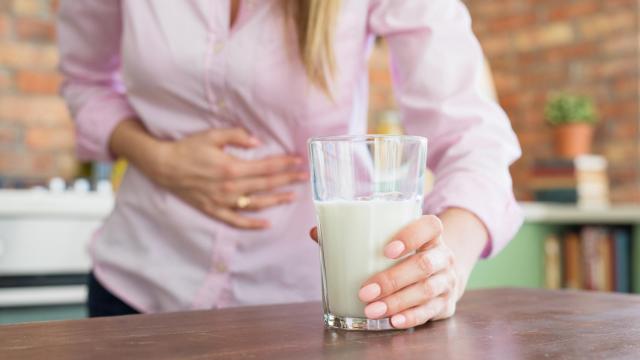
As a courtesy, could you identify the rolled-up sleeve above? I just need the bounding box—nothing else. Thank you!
[57,0,136,161]
[368,0,523,257]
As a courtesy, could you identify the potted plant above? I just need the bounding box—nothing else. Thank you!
[544,93,598,158]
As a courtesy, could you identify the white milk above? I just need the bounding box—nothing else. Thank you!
[315,198,422,318]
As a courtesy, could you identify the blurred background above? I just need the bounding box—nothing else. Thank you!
[1,0,639,324]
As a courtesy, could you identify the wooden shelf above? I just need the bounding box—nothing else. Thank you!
[521,202,640,224]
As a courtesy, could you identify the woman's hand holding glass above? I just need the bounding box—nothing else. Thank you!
[311,214,460,329]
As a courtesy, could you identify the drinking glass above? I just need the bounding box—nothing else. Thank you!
[308,135,428,330]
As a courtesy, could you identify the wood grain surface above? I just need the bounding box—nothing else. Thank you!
[1,288,639,359]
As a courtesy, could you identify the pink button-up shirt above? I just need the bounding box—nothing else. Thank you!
[58,0,522,313]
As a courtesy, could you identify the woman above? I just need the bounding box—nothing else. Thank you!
[58,0,522,329]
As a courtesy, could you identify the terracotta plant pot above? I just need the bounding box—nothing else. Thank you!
[553,123,594,158]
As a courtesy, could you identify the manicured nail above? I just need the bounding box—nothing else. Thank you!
[384,240,405,259]
[364,301,387,319]
[358,283,381,302]
[391,314,406,327]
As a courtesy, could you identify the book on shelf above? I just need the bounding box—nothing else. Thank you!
[580,226,613,292]
[548,226,631,293]
[613,228,631,293]
[563,231,582,289]
[544,234,562,289]
[531,155,609,207]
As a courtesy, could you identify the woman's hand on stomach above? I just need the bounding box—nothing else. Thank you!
[155,127,308,229]
[109,120,307,229]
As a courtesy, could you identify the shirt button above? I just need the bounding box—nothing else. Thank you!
[217,99,226,110]
[215,263,227,273]
[213,41,225,54]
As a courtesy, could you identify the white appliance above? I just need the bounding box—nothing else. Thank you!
[0,188,114,307]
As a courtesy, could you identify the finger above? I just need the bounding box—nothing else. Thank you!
[226,156,303,178]
[364,272,452,319]
[208,128,261,148]
[231,172,308,194]
[239,192,296,211]
[433,298,457,321]
[359,245,452,302]
[383,215,443,259]
[310,227,318,243]
[389,296,448,329]
[210,207,270,229]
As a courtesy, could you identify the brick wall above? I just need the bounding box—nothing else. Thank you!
[368,0,640,202]
[0,0,75,186]
[463,0,640,202]
[2,0,639,201]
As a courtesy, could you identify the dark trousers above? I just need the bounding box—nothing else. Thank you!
[87,271,140,317]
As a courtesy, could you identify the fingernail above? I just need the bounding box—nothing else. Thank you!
[358,283,381,302]
[293,157,303,165]
[298,172,309,180]
[364,301,387,319]
[384,240,405,259]
[391,314,406,327]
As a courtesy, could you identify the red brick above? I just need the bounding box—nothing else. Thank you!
[543,43,598,62]
[0,43,59,69]
[480,34,512,56]
[0,150,55,177]
[487,13,536,32]
[600,100,639,118]
[468,2,522,19]
[0,126,20,145]
[492,72,520,93]
[0,70,13,91]
[12,0,43,16]
[548,2,600,21]
[519,65,568,89]
[25,126,75,151]
[578,12,636,40]
[0,96,71,126]
[602,0,637,10]
[585,57,639,79]
[514,23,575,51]
[28,152,56,176]
[0,14,10,39]
[613,77,639,97]
[602,33,638,56]
[15,18,56,42]
[16,70,62,94]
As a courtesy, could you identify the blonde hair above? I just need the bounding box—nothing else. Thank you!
[285,0,341,95]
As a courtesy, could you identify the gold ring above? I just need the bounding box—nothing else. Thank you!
[236,195,251,209]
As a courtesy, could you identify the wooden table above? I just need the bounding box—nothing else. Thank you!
[2,288,639,359]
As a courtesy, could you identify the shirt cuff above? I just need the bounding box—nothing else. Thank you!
[424,174,523,258]
[74,93,136,162]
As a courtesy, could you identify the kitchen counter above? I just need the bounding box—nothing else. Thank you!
[1,288,639,359]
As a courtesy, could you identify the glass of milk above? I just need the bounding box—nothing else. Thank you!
[308,135,428,331]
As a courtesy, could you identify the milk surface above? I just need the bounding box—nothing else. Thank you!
[315,198,421,318]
